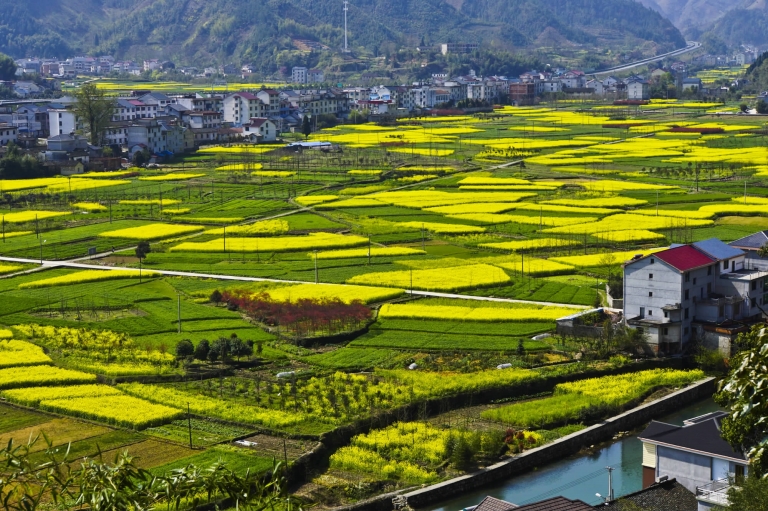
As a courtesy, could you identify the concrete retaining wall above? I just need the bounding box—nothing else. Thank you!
[339,377,716,511]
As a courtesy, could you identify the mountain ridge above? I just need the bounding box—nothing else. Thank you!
[0,0,686,70]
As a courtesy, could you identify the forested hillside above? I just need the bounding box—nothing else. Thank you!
[701,7,768,47]
[0,0,686,68]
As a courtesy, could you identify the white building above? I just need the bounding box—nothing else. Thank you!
[0,124,18,146]
[623,239,763,353]
[638,411,747,510]
[292,67,308,84]
[627,80,650,100]
[243,117,278,142]
[49,109,78,137]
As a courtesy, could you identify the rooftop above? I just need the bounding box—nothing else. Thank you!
[729,230,768,250]
[638,411,746,462]
[603,478,697,511]
[692,238,744,261]
[654,245,714,272]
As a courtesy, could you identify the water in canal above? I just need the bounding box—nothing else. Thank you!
[429,398,721,510]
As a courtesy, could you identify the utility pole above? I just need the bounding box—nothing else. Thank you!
[343,1,350,52]
[223,226,227,253]
[177,292,182,333]
[607,466,614,502]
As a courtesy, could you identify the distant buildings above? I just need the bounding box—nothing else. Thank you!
[439,43,479,55]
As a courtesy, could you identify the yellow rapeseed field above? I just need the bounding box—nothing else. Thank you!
[19,269,159,289]
[348,264,511,291]
[266,283,403,304]
[171,232,368,253]
[99,223,203,240]
[379,303,580,321]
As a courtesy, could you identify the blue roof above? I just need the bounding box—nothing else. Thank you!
[729,231,768,250]
[692,238,744,261]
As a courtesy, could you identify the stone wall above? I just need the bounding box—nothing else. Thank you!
[336,377,716,511]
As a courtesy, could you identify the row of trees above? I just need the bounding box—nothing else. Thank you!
[175,334,261,363]
[222,290,371,339]
[0,436,293,511]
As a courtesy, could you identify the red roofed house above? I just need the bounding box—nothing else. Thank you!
[243,117,278,142]
[623,239,766,354]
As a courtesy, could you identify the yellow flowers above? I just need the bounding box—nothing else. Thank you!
[544,197,648,208]
[266,283,404,304]
[39,394,183,429]
[378,303,580,322]
[173,232,368,253]
[579,180,676,192]
[495,258,575,276]
[99,222,204,240]
[72,202,108,211]
[19,269,159,289]
[215,163,263,171]
[348,264,511,292]
[204,219,290,236]
[458,177,534,186]
[295,195,339,206]
[138,173,205,181]
[119,199,181,206]
[0,340,52,368]
[387,147,455,156]
[449,213,596,227]
[119,383,302,428]
[198,145,277,154]
[2,384,121,405]
[252,171,295,177]
[479,238,580,251]
[542,213,713,234]
[395,221,486,234]
[348,170,382,176]
[550,248,665,268]
[0,177,129,194]
[311,247,426,259]
[592,230,666,243]
[162,208,191,215]
[1,210,71,223]
[0,366,96,389]
[0,263,23,274]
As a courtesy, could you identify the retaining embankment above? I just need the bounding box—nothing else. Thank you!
[334,376,716,511]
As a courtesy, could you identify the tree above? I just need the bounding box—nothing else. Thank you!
[716,326,768,476]
[135,241,151,261]
[301,115,312,139]
[757,100,768,115]
[725,473,768,511]
[0,53,17,81]
[758,243,768,259]
[193,339,210,361]
[175,339,194,358]
[210,289,223,306]
[73,83,116,146]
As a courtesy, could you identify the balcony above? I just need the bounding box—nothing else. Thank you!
[696,478,733,506]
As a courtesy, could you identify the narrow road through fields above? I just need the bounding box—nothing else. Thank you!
[0,255,587,309]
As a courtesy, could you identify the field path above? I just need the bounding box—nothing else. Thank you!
[0,255,587,309]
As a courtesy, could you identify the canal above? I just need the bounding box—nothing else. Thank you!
[429,398,721,510]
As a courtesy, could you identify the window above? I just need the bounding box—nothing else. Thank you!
[685,290,689,300]
[752,280,758,291]
[685,273,690,282]
[707,283,712,294]
[648,310,653,316]
[649,292,653,297]
[723,261,729,270]
[650,258,655,264]
[752,298,757,308]
[685,308,689,319]
[663,327,669,335]
[664,310,669,318]
[649,273,653,280]
[693,278,697,285]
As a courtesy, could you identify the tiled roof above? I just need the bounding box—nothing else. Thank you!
[474,496,518,511]
[729,230,768,250]
[654,245,714,272]
[603,479,696,511]
[692,238,744,261]
[638,412,746,461]
[514,496,592,511]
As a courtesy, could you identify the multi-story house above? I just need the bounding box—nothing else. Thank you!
[627,78,650,100]
[624,238,764,353]
[638,411,747,510]
[48,109,78,137]
[0,123,18,146]
[243,118,278,142]
[307,69,324,83]
[292,67,308,84]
